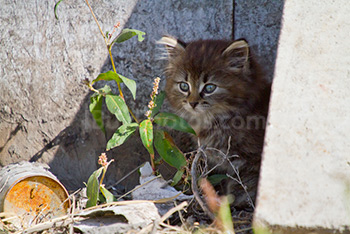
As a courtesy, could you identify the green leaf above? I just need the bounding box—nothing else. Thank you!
[105,94,131,124]
[118,74,137,100]
[171,169,184,186]
[218,196,234,233]
[89,93,105,133]
[106,123,139,150]
[98,192,105,203]
[98,84,112,95]
[154,130,186,170]
[86,167,103,208]
[54,0,63,20]
[91,71,136,99]
[112,28,146,44]
[207,174,228,186]
[139,119,154,155]
[100,186,115,203]
[253,227,273,234]
[151,91,165,117]
[92,71,122,85]
[154,112,196,135]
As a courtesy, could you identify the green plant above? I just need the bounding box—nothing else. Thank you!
[82,1,195,180]
[86,153,115,208]
[54,0,196,208]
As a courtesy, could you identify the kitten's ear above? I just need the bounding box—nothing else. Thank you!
[158,35,186,58]
[222,39,250,71]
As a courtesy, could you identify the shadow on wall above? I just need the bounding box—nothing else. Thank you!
[30,0,285,192]
[234,0,285,82]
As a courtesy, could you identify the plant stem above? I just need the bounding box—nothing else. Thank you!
[108,47,124,99]
[129,106,139,124]
[85,0,139,124]
[108,47,139,123]
[99,167,107,188]
[85,0,108,45]
[150,153,155,172]
[88,85,99,93]
[99,159,114,189]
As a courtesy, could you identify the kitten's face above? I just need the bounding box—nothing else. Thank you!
[165,68,239,117]
[160,36,256,129]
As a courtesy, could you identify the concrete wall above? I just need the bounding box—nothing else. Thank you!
[0,0,238,190]
[234,0,284,81]
[254,0,350,232]
[104,0,233,117]
[0,0,283,192]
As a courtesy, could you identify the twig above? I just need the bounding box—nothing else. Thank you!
[54,188,79,215]
[84,0,108,45]
[17,215,78,234]
[138,201,188,234]
[226,172,255,210]
[226,136,232,155]
[159,222,188,233]
[191,149,215,220]
[106,164,143,189]
[83,200,156,212]
[205,137,255,210]
[30,204,49,225]
[175,200,186,227]
[199,148,225,177]
[191,135,256,220]
[160,201,188,224]
[69,195,75,234]
[0,212,18,222]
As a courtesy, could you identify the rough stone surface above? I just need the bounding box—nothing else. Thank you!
[131,162,193,216]
[254,0,350,232]
[74,202,160,234]
[234,0,284,81]
[0,1,233,191]
[0,0,140,190]
[104,0,233,117]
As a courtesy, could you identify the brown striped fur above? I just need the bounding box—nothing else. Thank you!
[160,36,270,209]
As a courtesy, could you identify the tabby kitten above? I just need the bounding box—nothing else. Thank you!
[160,36,270,209]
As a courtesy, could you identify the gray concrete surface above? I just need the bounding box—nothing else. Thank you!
[254,0,350,232]
[0,0,234,190]
[105,0,233,117]
[0,0,139,189]
[234,0,284,81]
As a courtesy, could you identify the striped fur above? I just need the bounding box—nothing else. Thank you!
[160,36,270,209]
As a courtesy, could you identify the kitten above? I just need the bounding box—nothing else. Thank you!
[159,36,271,210]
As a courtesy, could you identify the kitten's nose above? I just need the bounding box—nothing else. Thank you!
[189,102,199,109]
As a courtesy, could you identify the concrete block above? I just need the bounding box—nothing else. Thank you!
[254,0,350,232]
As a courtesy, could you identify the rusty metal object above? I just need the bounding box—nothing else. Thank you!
[0,161,70,225]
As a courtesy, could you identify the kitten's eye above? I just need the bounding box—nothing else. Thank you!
[203,84,217,94]
[179,82,189,92]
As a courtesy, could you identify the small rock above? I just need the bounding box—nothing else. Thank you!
[74,202,160,234]
[132,162,193,215]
